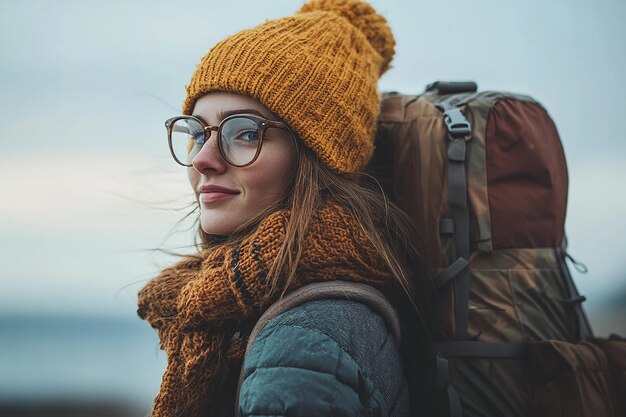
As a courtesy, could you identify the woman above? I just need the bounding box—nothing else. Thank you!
[137,1,425,416]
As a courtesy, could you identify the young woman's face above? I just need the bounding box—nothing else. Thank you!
[188,92,298,236]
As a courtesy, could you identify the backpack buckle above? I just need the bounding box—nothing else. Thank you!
[443,108,472,139]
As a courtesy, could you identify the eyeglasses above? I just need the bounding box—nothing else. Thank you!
[165,114,294,167]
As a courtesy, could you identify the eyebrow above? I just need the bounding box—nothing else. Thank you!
[191,108,269,122]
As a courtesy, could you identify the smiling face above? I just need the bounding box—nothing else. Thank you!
[187,92,299,236]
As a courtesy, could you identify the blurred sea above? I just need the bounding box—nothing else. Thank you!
[0,314,166,417]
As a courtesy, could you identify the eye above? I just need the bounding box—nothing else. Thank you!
[191,131,206,145]
[222,117,259,146]
[234,129,259,143]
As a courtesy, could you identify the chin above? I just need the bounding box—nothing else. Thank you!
[200,213,238,236]
[201,223,235,237]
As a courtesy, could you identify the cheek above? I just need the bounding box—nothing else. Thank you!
[242,149,296,203]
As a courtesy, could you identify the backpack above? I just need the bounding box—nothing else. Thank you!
[369,81,625,417]
[237,81,626,417]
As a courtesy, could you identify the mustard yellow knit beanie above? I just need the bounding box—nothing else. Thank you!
[182,0,395,173]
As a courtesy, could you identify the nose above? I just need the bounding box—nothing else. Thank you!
[190,131,227,174]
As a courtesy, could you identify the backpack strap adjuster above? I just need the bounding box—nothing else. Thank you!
[434,257,470,290]
[443,108,472,139]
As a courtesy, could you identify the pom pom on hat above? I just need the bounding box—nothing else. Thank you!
[298,0,395,75]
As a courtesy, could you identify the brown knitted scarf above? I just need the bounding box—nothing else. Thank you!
[137,202,395,417]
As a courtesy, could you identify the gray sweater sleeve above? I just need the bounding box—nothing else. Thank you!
[238,298,410,417]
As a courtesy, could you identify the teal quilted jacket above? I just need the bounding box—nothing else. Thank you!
[237,298,410,417]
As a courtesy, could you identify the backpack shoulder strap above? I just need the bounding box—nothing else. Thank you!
[235,281,401,416]
[248,281,401,349]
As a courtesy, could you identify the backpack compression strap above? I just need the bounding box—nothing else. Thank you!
[436,100,472,340]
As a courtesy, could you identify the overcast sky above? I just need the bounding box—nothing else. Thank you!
[0,0,624,319]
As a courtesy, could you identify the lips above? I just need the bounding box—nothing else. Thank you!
[198,184,239,204]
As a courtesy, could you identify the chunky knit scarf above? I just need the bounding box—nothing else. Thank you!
[137,202,395,417]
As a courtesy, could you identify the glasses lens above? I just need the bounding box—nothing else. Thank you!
[220,117,260,166]
[170,118,204,165]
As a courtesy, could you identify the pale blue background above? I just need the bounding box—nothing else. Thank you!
[0,0,624,411]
